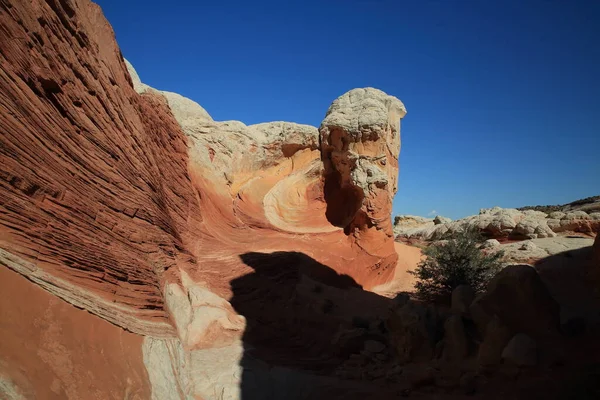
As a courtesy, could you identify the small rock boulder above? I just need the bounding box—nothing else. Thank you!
[364,339,386,354]
[564,211,590,220]
[548,211,566,219]
[512,218,556,240]
[501,333,537,366]
[388,302,442,363]
[477,315,512,366]
[469,265,559,338]
[522,210,549,219]
[484,211,519,237]
[519,241,538,251]
[434,215,452,225]
[442,315,469,362]
[590,212,600,221]
[481,239,501,249]
[546,218,561,231]
[451,285,475,315]
[403,365,435,388]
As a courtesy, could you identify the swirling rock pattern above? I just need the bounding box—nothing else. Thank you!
[0,0,410,398]
[123,59,408,292]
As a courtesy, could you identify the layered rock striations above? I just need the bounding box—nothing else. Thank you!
[0,0,206,337]
[2,2,598,399]
[0,0,409,398]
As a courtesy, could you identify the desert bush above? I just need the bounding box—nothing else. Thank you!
[410,228,504,302]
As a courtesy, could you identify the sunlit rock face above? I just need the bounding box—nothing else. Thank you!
[320,88,406,234]
[0,0,409,398]
[8,2,595,399]
[125,57,407,290]
[320,88,407,280]
[396,207,600,242]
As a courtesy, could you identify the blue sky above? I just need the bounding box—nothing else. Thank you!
[96,0,599,220]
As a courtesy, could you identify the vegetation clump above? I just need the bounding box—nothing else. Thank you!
[411,229,504,302]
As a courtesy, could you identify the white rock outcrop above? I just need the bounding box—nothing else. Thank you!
[320,88,406,197]
[394,206,599,241]
[125,58,320,185]
[481,239,501,249]
[393,215,435,237]
[500,237,594,263]
[434,216,452,225]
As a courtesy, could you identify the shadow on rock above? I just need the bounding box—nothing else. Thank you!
[534,245,600,329]
[231,251,395,399]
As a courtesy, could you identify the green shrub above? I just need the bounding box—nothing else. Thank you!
[410,229,504,302]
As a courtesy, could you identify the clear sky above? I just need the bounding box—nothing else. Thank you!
[96,0,599,220]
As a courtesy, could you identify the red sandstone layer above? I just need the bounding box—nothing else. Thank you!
[0,266,151,399]
[0,0,204,336]
[0,0,406,329]
[0,1,413,397]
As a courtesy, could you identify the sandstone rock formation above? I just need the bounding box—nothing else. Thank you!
[320,88,405,232]
[2,1,598,399]
[0,0,200,337]
[498,236,594,263]
[320,88,406,276]
[395,206,600,241]
[124,59,408,289]
[501,333,538,367]
[0,267,151,399]
[393,215,435,236]
[0,0,413,398]
[470,265,560,338]
[434,215,452,225]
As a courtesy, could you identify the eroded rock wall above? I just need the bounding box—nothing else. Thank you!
[0,0,206,336]
[320,88,407,279]
[320,88,405,234]
[0,1,408,398]
[124,58,407,291]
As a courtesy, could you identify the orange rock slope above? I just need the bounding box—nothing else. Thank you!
[0,0,414,398]
[0,266,151,399]
[177,85,409,300]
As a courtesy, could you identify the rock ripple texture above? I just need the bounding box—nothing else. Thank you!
[0,0,408,398]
